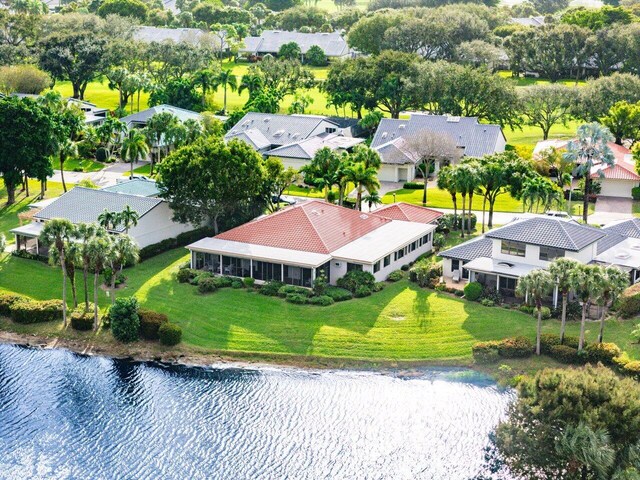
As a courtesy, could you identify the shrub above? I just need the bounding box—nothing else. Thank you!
[435,283,446,292]
[243,277,255,289]
[138,309,168,340]
[531,306,551,320]
[464,282,483,301]
[472,341,500,364]
[584,342,622,365]
[231,280,243,289]
[400,264,410,271]
[481,298,495,307]
[278,285,311,298]
[387,270,404,282]
[110,297,140,342]
[259,280,284,296]
[518,304,534,314]
[285,293,308,304]
[409,261,442,287]
[190,272,212,286]
[177,268,196,283]
[623,360,640,379]
[102,306,111,329]
[633,186,640,201]
[0,292,27,316]
[354,285,372,298]
[432,233,446,251]
[313,273,328,296]
[454,289,464,297]
[197,277,217,294]
[308,295,334,306]
[10,300,63,324]
[70,306,94,331]
[212,276,233,288]
[337,270,376,293]
[498,336,533,358]
[159,322,182,346]
[373,282,386,292]
[324,286,352,302]
[540,333,561,354]
[550,345,584,364]
[403,181,423,189]
[618,283,640,318]
[562,335,582,349]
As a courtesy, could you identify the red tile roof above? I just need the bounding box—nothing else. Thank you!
[589,144,640,181]
[375,202,442,224]
[216,200,392,254]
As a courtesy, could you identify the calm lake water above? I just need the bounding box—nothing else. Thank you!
[0,344,514,479]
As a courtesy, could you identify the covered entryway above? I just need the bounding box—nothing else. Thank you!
[10,222,48,257]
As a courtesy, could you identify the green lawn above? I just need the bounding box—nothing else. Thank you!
[53,156,104,173]
[633,201,640,218]
[0,249,638,363]
[382,187,525,213]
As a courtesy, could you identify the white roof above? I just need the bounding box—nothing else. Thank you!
[188,238,331,268]
[331,221,435,264]
[595,237,640,269]
[463,256,540,278]
[10,222,45,238]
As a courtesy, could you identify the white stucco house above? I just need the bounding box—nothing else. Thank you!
[187,201,441,287]
[240,30,352,60]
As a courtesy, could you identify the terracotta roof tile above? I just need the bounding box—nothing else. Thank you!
[375,203,442,224]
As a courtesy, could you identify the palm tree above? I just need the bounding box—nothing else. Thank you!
[516,269,555,355]
[563,123,615,222]
[118,205,139,235]
[437,166,458,229]
[239,72,263,101]
[121,130,150,179]
[58,138,78,193]
[144,112,179,176]
[300,147,341,201]
[345,161,380,211]
[98,209,118,231]
[453,164,477,237]
[597,266,629,343]
[548,257,580,344]
[192,68,217,107]
[556,423,615,480]
[570,264,606,351]
[108,235,139,305]
[213,70,238,114]
[86,235,112,330]
[39,219,76,327]
[76,223,106,310]
[363,190,382,211]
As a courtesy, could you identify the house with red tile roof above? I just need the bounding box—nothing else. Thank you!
[187,201,439,287]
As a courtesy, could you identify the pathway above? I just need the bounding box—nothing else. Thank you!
[51,161,150,188]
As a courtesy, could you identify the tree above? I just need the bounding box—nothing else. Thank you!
[144,112,180,175]
[276,6,327,31]
[406,131,459,205]
[570,264,606,351]
[358,111,383,138]
[578,73,640,121]
[520,175,563,213]
[86,235,112,330]
[264,157,299,212]
[76,223,106,310]
[300,147,342,201]
[451,163,475,237]
[118,205,139,234]
[535,146,573,192]
[548,257,580,344]
[305,45,327,66]
[456,40,502,69]
[563,123,615,223]
[597,266,629,343]
[57,139,78,194]
[494,365,640,479]
[437,166,459,227]
[97,0,148,21]
[367,51,421,119]
[347,10,402,55]
[323,57,372,118]
[520,84,578,140]
[121,130,150,179]
[530,0,569,14]
[278,41,301,60]
[108,235,139,304]
[0,65,50,95]
[344,161,380,211]
[287,92,313,114]
[238,71,263,102]
[600,101,640,145]
[40,219,76,327]
[157,137,267,234]
[95,116,127,160]
[98,209,119,231]
[516,269,554,355]
[51,242,81,309]
[191,68,218,108]
[213,69,237,115]
[105,67,138,110]
[148,78,202,112]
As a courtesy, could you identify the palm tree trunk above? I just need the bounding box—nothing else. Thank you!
[24,175,29,197]
[223,84,227,114]
[452,194,457,230]
[598,305,607,343]
[60,153,67,193]
[481,195,487,234]
[560,294,567,344]
[111,271,116,306]
[579,302,587,351]
[460,195,466,238]
[93,272,99,331]
[83,266,89,310]
[70,272,77,308]
[61,250,67,327]
[357,186,363,211]
[130,158,134,179]
[536,306,542,355]
[468,192,474,235]
[583,178,590,223]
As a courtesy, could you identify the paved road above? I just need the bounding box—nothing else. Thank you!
[51,161,150,188]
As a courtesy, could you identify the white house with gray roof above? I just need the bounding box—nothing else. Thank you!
[240,30,351,60]
[371,114,506,183]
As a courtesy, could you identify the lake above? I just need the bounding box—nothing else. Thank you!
[0,344,514,479]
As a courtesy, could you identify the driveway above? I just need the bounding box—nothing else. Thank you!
[50,161,150,188]
[588,196,633,225]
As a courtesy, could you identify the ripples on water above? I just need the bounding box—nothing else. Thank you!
[0,344,514,480]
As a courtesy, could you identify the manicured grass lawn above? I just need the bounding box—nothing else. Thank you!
[1,249,638,362]
[0,179,65,244]
[633,201,640,218]
[382,187,525,213]
[504,120,578,147]
[52,156,104,173]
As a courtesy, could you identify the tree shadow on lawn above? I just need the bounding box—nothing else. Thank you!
[460,301,536,343]
[408,283,431,330]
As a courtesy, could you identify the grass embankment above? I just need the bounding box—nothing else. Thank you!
[53,157,104,173]
[0,249,638,366]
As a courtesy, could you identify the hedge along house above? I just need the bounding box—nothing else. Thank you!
[371,114,506,183]
[11,182,195,255]
[187,201,441,287]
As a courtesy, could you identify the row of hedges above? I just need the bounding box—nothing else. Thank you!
[139,226,215,260]
[1,292,64,324]
[110,297,181,346]
[472,336,534,363]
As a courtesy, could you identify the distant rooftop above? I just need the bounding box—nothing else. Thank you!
[120,105,202,126]
[265,132,363,160]
[240,30,350,57]
[101,178,162,197]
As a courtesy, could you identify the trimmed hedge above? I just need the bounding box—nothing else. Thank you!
[633,186,640,201]
[354,285,372,298]
[278,285,311,298]
[531,306,551,320]
[550,345,584,364]
[464,282,483,301]
[324,286,353,302]
[403,181,424,189]
[159,322,182,346]
[0,292,27,317]
[231,280,243,289]
[337,270,375,293]
[619,283,640,318]
[243,277,255,288]
[562,335,582,349]
[110,297,140,343]
[139,309,169,340]
[585,342,622,366]
[197,277,217,294]
[308,295,334,306]
[211,276,234,288]
[498,336,533,358]
[139,227,215,260]
[70,307,94,331]
[387,270,404,282]
[623,360,640,379]
[472,341,500,364]
[285,293,308,304]
[10,300,63,324]
[259,280,284,296]
[540,333,561,354]
[177,268,196,283]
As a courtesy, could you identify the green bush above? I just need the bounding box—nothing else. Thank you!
[159,322,182,346]
[102,306,111,329]
[562,335,582,349]
[197,277,217,294]
[278,285,311,298]
[259,280,284,296]
[212,276,233,288]
[337,270,376,293]
[409,261,441,287]
[373,282,386,292]
[177,268,196,283]
[585,342,622,365]
[632,186,640,201]
[10,300,63,324]
[0,292,27,316]
[243,277,255,289]
[403,181,423,189]
[325,286,353,302]
[139,227,215,261]
[354,285,372,298]
[190,272,212,286]
[623,360,640,379]
[464,282,483,301]
[231,280,243,289]
[70,306,94,331]
[550,345,584,364]
[387,270,404,282]
[498,336,533,358]
[110,297,140,343]
[618,283,640,318]
[308,295,334,306]
[472,341,501,364]
[540,333,561,354]
[518,304,534,314]
[138,309,169,340]
[285,293,308,304]
[481,298,495,307]
[532,306,551,320]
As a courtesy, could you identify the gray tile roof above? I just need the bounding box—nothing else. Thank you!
[486,217,606,252]
[374,138,415,165]
[225,112,339,148]
[120,105,202,127]
[240,30,350,57]
[371,114,505,161]
[101,179,162,197]
[228,129,271,151]
[34,187,163,233]
[440,237,493,261]
[597,231,626,255]
[602,218,640,239]
[133,27,227,49]
[510,16,545,27]
[265,132,363,160]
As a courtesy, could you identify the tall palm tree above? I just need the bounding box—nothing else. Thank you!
[563,123,615,223]
[570,264,606,351]
[192,68,217,107]
[98,209,118,231]
[144,112,179,176]
[351,145,382,170]
[121,130,150,179]
[118,205,139,235]
[548,257,580,344]
[86,235,113,330]
[39,219,76,327]
[344,161,380,211]
[597,266,629,343]
[516,269,554,355]
[556,423,615,480]
[76,223,106,310]
[213,70,238,114]
[108,235,139,304]
[58,138,78,193]
[239,72,263,101]
[363,190,382,211]
[300,147,341,201]
[437,166,458,229]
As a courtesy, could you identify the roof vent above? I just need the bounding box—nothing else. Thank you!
[497,262,514,268]
[292,133,299,139]
[310,209,320,216]
[359,214,369,220]
[273,129,285,137]
[398,124,406,129]
[632,244,640,251]
[447,116,461,123]
[615,252,631,259]
[381,132,388,139]
[264,117,271,122]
